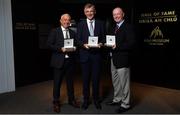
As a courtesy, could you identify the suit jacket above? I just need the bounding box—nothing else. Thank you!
[47,27,77,68]
[111,21,135,68]
[77,19,105,62]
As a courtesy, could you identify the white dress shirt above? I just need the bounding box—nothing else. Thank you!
[61,26,70,39]
[87,19,95,36]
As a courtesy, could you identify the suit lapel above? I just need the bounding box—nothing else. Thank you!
[94,20,97,36]
[117,22,125,33]
[69,29,73,39]
[84,21,90,36]
[58,27,64,39]
[56,27,64,47]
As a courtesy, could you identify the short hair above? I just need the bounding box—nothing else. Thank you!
[113,7,124,13]
[84,3,96,11]
[60,13,71,20]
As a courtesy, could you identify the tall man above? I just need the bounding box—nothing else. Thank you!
[107,7,135,113]
[47,13,80,113]
[76,3,105,110]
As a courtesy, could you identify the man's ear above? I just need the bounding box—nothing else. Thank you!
[60,19,62,24]
[123,12,125,17]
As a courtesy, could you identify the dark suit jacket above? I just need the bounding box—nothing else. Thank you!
[77,19,105,62]
[47,27,77,68]
[111,22,136,68]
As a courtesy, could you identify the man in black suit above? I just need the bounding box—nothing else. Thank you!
[47,13,80,113]
[76,3,105,110]
[106,7,135,113]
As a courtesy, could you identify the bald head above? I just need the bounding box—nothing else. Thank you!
[60,13,71,29]
[60,13,71,20]
[112,7,125,23]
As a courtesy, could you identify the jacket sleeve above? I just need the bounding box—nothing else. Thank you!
[47,29,61,52]
[100,21,106,44]
[75,22,84,47]
[115,24,135,51]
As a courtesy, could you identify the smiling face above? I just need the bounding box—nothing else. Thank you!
[84,4,96,20]
[112,7,125,23]
[60,14,71,29]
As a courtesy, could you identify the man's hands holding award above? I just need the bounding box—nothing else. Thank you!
[84,36,102,49]
[62,39,76,52]
[104,35,116,49]
[83,35,116,49]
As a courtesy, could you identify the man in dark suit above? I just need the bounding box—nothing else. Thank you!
[47,13,80,113]
[76,3,105,110]
[106,7,135,113]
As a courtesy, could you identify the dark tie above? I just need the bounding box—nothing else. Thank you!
[114,25,119,34]
[65,29,69,39]
[89,21,94,36]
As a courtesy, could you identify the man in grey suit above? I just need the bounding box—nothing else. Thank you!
[106,7,135,113]
[47,13,80,113]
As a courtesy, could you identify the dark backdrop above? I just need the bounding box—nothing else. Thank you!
[11,0,180,89]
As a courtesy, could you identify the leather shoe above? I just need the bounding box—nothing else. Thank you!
[94,101,102,110]
[53,101,60,113]
[68,100,80,108]
[81,102,89,110]
[106,101,121,106]
[116,106,131,113]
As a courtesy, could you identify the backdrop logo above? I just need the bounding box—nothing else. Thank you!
[144,26,170,46]
[150,26,163,39]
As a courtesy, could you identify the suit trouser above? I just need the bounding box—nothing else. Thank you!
[53,59,75,102]
[111,59,130,108]
[81,54,101,103]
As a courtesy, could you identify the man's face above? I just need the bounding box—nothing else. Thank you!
[112,8,124,23]
[84,7,96,20]
[60,15,71,28]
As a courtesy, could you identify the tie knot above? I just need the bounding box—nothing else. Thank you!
[116,24,119,28]
[89,20,93,23]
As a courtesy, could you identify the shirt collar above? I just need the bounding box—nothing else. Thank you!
[87,18,95,23]
[61,26,68,31]
[117,20,124,28]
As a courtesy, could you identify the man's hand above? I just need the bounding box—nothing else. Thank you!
[61,47,66,52]
[73,47,76,51]
[83,44,90,49]
[112,44,116,49]
[98,43,103,48]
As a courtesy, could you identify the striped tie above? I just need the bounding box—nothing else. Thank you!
[115,25,119,34]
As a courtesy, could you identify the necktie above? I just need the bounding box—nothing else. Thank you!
[114,25,119,34]
[89,21,94,36]
[65,29,69,39]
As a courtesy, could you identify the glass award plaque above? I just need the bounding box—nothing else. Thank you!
[105,35,116,47]
[63,39,76,52]
[88,36,99,47]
